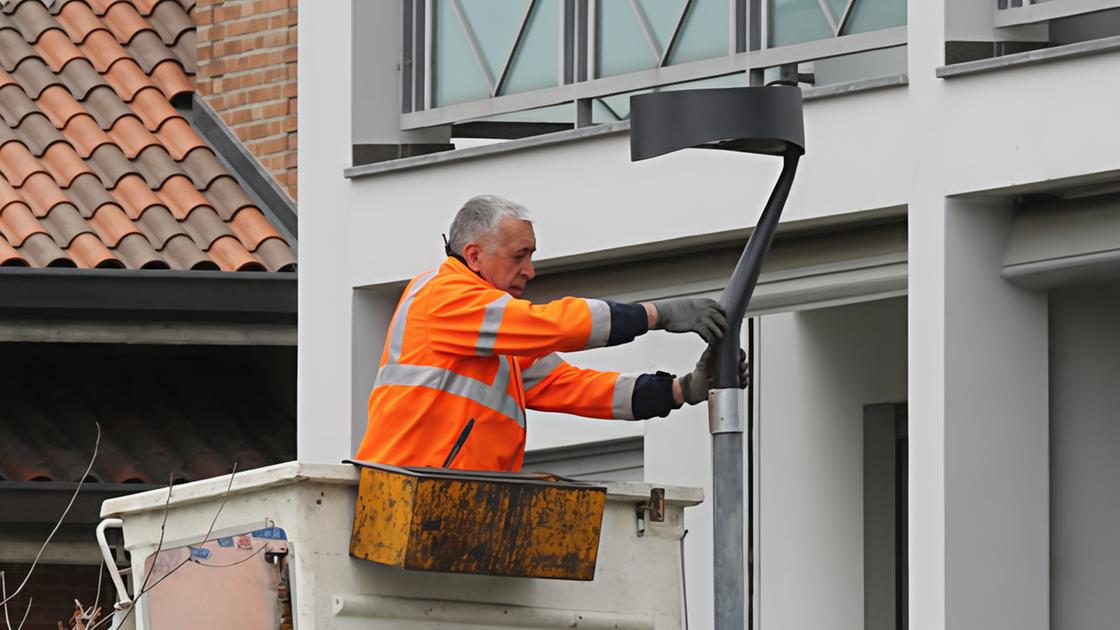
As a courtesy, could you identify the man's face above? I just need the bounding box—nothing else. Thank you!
[463,217,537,298]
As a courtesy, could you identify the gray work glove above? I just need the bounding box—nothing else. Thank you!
[650,298,728,344]
[678,348,749,406]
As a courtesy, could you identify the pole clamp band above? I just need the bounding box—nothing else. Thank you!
[708,388,744,434]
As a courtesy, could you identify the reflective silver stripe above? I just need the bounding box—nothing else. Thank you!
[475,293,511,355]
[612,374,638,420]
[374,361,525,427]
[585,299,611,349]
[521,352,564,391]
[387,270,437,362]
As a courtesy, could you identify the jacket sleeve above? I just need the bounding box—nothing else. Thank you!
[425,284,649,357]
[520,354,679,420]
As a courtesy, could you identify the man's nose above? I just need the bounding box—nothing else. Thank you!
[522,260,535,280]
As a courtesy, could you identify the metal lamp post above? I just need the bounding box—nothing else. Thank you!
[630,86,805,630]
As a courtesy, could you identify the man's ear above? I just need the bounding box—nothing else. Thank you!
[462,242,484,271]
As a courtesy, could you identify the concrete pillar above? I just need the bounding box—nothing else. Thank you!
[910,195,1050,629]
[942,200,1049,629]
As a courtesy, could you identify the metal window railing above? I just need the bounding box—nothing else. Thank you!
[995,0,1120,27]
[399,0,907,131]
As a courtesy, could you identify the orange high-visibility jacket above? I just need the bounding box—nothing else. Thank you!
[356,256,674,471]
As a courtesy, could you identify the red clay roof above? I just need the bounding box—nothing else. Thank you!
[0,344,296,484]
[0,0,295,271]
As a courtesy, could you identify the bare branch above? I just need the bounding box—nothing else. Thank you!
[2,570,12,630]
[0,423,101,609]
[88,463,241,630]
[13,597,29,630]
[199,463,238,546]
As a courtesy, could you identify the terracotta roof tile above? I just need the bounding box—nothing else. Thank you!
[88,201,139,246]
[57,57,103,98]
[135,203,185,247]
[101,56,149,101]
[102,1,152,44]
[129,85,177,129]
[182,204,232,248]
[255,236,297,272]
[148,57,191,98]
[86,142,132,185]
[7,0,58,43]
[55,3,105,42]
[67,230,122,267]
[15,111,66,155]
[114,230,166,268]
[41,202,92,247]
[37,84,84,126]
[0,0,294,272]
[0,236,28,265]
[126,29,174,73]
[204,175,255,219]
[156,172,208,218]
[107,112,156,157]
[62,111,113,156]
[153,114,203,158]
[0,83,38,126]
[80,28,130,72]
[83,84,132,127]
[19,171,70,216]
[162,232,214,269]
[0,201,46,246]
[42,140,95,186]
[0,139,45,185]
[0,68,17,90]
[209,234,262,271]
[170,29,194,73]
[33,28,83,71]
[0,175,22,211]
[20,230,72,266]
[111,172,160,218]
[67,171,116,216]
[0,26,38,72]
[229,207,282,252]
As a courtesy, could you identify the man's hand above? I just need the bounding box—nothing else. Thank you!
[676,348,749,406]
[648,298,729,344]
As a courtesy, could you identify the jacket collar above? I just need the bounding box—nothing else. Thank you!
[441,256,495,289]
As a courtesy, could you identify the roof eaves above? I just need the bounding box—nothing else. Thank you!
[0,267,295,317]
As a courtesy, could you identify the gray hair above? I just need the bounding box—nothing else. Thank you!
[447,195,531,255]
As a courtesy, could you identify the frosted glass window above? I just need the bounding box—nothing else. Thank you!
[458,0,533,80]
[596,0,657,77]
[637,0,689,51]
[433,0,490,106]
[503,0,560,95]
[770,0,833,47]
[843,0,906,35]
[667,0,729,65]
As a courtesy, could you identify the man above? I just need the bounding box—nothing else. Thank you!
[356,195,748,471]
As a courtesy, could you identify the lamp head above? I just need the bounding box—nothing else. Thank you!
[629,86,805,161]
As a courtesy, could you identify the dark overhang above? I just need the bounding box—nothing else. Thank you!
[0,268,296,322]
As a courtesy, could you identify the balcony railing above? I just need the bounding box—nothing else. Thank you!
[995,0,1120,27]
[400,0,906,131]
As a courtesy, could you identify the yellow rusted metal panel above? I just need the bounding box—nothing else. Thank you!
[348,462,607,580]
[349,466,415,566]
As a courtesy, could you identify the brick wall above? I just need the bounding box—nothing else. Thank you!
[195,0,298,200]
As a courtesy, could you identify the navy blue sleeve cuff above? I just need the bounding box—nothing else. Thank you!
[632,371,679,420]
[605,301,649,346]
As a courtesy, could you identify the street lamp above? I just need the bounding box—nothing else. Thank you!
[630,86,805,630]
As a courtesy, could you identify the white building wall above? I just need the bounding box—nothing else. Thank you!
[1049,281,1120,630]
[758,298,907,630]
